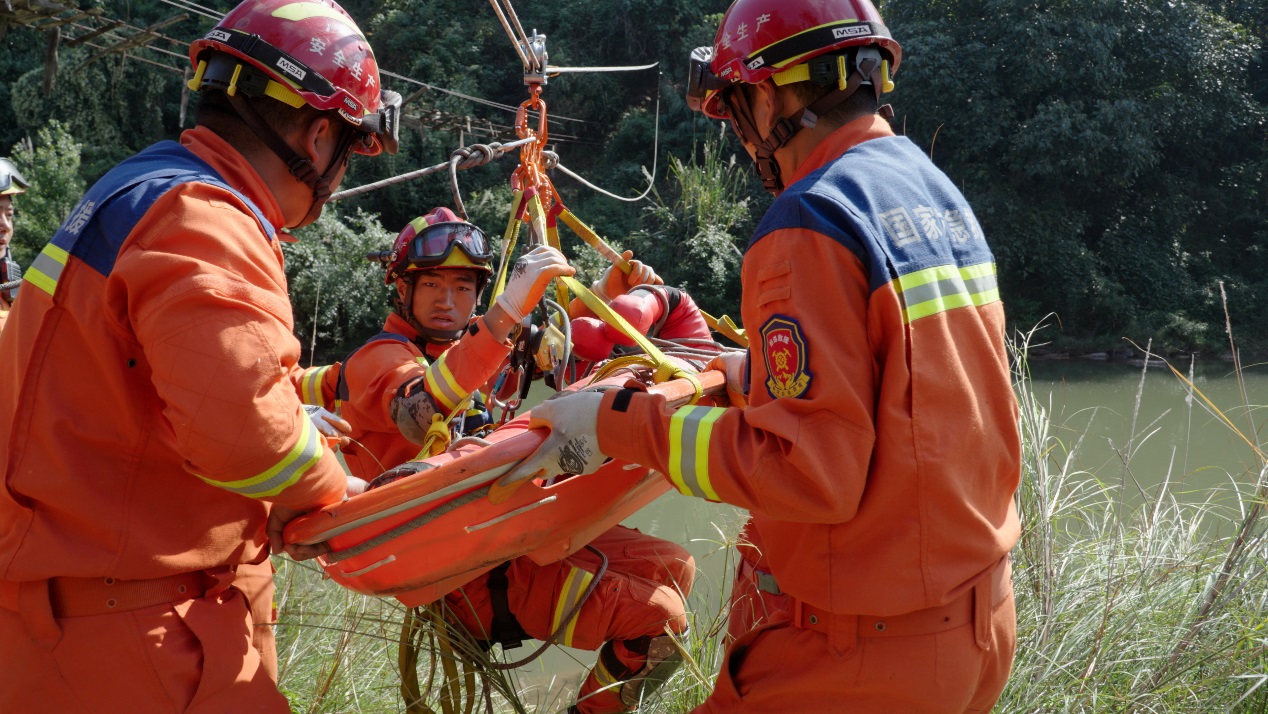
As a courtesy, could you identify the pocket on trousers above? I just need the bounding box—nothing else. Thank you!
[136,604,203,712]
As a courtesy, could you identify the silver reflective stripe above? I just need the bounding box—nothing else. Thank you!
[198,414,323,498]
[25,244,69,296]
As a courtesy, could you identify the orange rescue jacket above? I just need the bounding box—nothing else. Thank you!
[0,127,346,582]
[338,312,511,479]
[596,116,1021,617]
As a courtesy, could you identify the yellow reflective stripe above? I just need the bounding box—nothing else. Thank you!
[25,243,69,296]
[593,655,619,688]
[300,366,329,406]
[960,262,1001,305]
[551,566,595,648]
[667,406,726,501]
[423,352,465,412]
[197,413,323,498]
[893,262,999,324]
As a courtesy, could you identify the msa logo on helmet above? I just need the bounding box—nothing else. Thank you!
[342,97,360,112]
[746,56,766,71]
[207,29,231,43]
[338,108,365,126]
[832,23,873,40]
[275,57,307,81]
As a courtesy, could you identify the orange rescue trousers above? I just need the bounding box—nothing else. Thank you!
[444,525,694,714]
[698,557,1016,714]
[0,560,285,713]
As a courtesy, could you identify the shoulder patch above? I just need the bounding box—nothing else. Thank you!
[760,315,813,399]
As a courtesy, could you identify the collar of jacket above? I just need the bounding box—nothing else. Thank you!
[180,126,288,238]
[785,114,896,188]
[382,311,466,360]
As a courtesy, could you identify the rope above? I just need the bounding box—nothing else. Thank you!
[0,280,19,293]
[448,144,504,219]
[549,91,661,204]
[485,543,609,670]
[331,136,537,201]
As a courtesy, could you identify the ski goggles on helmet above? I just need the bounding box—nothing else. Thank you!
[406,222,493,268]
[686,46,734,117]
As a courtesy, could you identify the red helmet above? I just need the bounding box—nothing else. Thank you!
[687,0,902,120]
[188,0,398,155]
[384,207,494,286]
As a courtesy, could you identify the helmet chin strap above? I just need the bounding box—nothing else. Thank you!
[729,57,883,195]
[225,92,357,229]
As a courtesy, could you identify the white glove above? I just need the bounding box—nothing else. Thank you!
[304,404,351,447]
[495,245,576,322]
[491,389,609,502]
[345,475,370,498]
[592,249,663,302]
[705,349,749,408]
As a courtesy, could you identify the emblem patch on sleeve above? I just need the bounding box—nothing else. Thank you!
[760,315,812,399]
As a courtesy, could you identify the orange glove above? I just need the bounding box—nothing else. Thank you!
[706,349,749,408]
[591,249,662,302]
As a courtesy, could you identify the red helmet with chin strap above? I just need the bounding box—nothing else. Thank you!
[384,207,494,344]
[688,0,901,120]
[188,0,400,227]
[686,0,901,193]
[188,0,398,156]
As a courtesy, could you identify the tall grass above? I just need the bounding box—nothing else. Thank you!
[1007,327,1268,712]
[275,335,1268,712]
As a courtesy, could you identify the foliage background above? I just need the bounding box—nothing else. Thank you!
[2,0,1266,357]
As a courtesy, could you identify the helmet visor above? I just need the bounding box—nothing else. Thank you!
[686,46,731,114]
[407,222,493,268]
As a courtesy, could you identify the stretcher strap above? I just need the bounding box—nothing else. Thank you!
[700,310,749,348]
[558,276,702,402]
[555,206,631,271]
[544,206,569,308]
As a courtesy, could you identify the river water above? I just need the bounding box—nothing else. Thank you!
[509,358,1268,701]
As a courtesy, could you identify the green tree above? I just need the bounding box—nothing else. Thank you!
[626,126,757,316]
[887,0,1268,349]
[8,120,85,266]
[284,207,395,363]
[10,46,181,179]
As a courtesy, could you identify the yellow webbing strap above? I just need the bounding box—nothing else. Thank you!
[700,310,749,348]
[524,192,548,245]
[544,205,569,308]
[560,276,702,402]
[556,208,632,272]
[492,189,526,300]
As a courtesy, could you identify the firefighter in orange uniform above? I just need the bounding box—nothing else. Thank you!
[504,0,1022,711]
[0,158,28,334]
[336,208,694,713]
[0,0,399,710]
